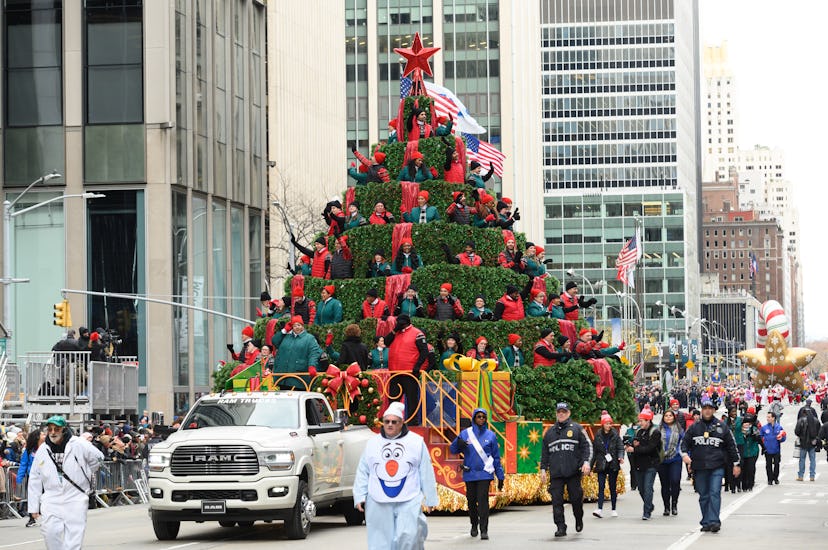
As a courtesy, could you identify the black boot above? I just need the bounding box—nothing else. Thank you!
[672,497,678,516]
[471,524,479,537]
[663,505,670,516]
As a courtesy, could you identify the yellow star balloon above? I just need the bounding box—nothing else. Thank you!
[737,329,815,391]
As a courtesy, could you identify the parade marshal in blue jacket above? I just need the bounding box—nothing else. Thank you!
[450,408,505,540]
[759,410,786,484]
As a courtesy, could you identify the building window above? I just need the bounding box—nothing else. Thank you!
[3,0,65,184]
[84,0,144,124]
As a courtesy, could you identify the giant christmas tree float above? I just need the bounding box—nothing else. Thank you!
[220,32,636,509]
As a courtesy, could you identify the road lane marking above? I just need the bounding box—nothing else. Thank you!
[164,543,199,550]
[0,540,44,548]
[665,481,767,550]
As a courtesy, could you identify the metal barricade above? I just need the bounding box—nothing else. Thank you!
[94,460,146,508]
[2,466,24,519]
[24,351,91,403]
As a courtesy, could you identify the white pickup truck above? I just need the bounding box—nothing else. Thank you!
[147,391,374,540]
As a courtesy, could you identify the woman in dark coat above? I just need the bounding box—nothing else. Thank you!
[591,410,625,518]
[337,324,370,370]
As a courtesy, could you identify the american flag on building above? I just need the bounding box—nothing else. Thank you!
[463,133,505,178]
[615,228,641,287]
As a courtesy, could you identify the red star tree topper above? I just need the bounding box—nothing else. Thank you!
[394,32,439,96]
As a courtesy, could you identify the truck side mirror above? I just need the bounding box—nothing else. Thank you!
[335,409,349,427]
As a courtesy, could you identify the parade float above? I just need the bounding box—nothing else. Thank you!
[738,300,816,393]
[215,33,636,511]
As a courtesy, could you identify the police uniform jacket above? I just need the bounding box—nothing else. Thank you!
[680,415,740,470]
[540,420,592,478]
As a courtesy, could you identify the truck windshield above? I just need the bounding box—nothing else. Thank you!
[182,398,299,429]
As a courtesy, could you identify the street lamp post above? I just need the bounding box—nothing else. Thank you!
[2,173,104,353]
[565,268,599,322]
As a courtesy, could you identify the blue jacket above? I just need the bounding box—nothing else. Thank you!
[449,408,505,482]
[17,448,34,483]
[759,421,786,455]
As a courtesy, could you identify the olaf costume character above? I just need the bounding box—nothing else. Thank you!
[28,415,104,550]
[353,401,439,550]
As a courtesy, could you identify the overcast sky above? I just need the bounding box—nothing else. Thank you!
[699,0,828,341]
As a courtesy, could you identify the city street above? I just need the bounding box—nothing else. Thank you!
[0,406,823,549]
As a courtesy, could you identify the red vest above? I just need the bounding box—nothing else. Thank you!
[458,253,482,266]
[561,292,579,321]
[312,247,331,279]
[362,299,387,319]
[444,160,465,184]
[533,339,557,367]
[407,123,433,142]
[388,325,424,372]
[497,294,525,321]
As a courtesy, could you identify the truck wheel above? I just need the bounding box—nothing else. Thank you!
[342,502,365,526]
[219,521,236,528]
[284,480,314,539]
[237,521,255,528]
[152,518,180,541]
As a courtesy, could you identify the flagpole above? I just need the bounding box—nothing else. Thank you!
[636,216,645,380]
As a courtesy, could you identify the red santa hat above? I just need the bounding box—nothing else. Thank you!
[410,151,424,160]
[476,336,488,346]
[400,237,413,247]
[242,326,254,338]
[417,190,429,201]
[440,283,453,293]
[600,410,613,424]
[535,245,545,254]
[502,230,515,244]
[437,115,448,124]
[579,328,592,338]
[323,285,336,296]
[531,289,544,300]
[90,332,100,342]
[669,398,679,407]
[501,197,513,205]
[290,315,304,326]
[508,334,521,346]
[388,119,397,128]
[452,191,464,201]
[292,287,304,297]
[747,406,756,414]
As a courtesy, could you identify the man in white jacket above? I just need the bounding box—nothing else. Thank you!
[28,415,104,550]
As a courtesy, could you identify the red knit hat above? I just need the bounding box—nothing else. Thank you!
[400,237,413,246]
[601,410,613,424]
[291,315,304,325]
[638,406,654,421]
[418,190,429,201]
[452,191,463,201]
[501,197,513,205]
[531,289,544,299]
[440,283,452,293]
[535,245,545,254]
[90,332,100,342]
[242,326,254,338]
[437,115,448,124]
[747,406,756,414]
[358,163,368,173]
[300,255,311,263]
[388,119,397,128]
[476,336,487,346]
[508,334,521,345]
[292,287,304,297]
[591,328,599,335]
[669,398,679,407]
[373,151,386,163]
[579,328,592,337]
[502,230,515,244]
[323,285,335,296]
[410,151,424,160]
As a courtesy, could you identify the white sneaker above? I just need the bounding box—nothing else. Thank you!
[592,508,603,518]
[611,510,618,517]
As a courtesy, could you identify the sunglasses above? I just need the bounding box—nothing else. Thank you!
[382,419,400,425]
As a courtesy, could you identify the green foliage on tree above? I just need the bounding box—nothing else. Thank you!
[212,360,240,393]
[513,357,636,424]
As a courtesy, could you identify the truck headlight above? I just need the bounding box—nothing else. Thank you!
[148,453,171,472]
[258,450,294,471]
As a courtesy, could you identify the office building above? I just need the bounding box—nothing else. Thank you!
[537,0,702,345]
[702,42,737,183]
[0,0,267,416]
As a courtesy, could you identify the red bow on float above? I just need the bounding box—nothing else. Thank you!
[325,362,362,400]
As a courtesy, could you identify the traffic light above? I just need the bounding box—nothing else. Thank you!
[53,299,72,328]
[635,342,642,353]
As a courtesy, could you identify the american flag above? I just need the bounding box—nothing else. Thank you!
[615,229,641,287]
[399,77,413,98]
[463,133,505,178]
[749,251,758,279]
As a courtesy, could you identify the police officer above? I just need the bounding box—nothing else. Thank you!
[540,402,592,537]
[681,397,740,533]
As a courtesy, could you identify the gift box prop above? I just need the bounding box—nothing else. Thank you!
[442,353,513,421]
